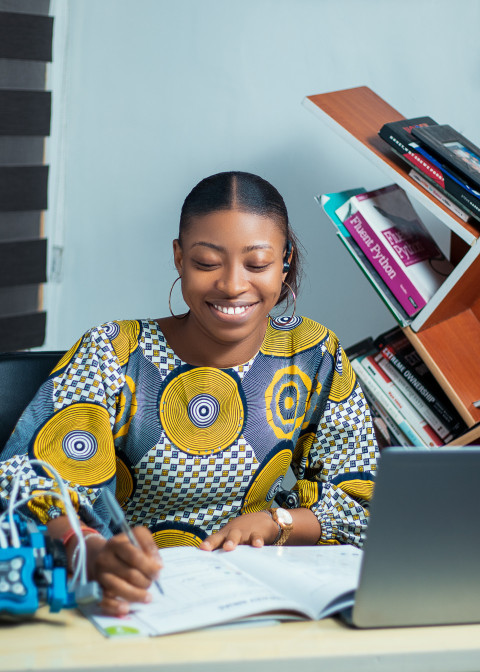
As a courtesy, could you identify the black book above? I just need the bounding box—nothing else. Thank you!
[373,327,467,438]
[378,117,480,221]
[411,124,480,193]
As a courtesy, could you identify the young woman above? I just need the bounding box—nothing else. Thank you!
[1,171,378,615]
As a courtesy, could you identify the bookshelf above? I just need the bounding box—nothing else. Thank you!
[304,86,480,436]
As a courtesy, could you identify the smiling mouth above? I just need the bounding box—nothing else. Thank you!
[211,303,256,316]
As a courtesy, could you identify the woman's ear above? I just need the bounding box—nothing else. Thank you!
[173,239,183,275]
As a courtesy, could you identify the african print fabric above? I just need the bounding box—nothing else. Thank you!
[0,317,378,547]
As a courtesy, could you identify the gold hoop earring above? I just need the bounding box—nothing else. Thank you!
[168,276,188,320]
[269,281,297,324]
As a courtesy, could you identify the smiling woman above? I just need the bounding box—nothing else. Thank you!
[0,171,379,617]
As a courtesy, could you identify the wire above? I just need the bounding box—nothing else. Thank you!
[5,460,89,588]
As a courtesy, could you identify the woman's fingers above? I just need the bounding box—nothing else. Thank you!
[92,528,163,612]
[99,570,153,605]
[200,524,268,551]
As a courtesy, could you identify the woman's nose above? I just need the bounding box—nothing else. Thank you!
[216,264,249,296]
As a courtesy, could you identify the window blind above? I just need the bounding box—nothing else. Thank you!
[0,2,52,351]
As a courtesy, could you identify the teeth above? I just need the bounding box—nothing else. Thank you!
[214,304,249,315]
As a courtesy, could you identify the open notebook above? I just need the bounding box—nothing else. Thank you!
[84,446,480,636]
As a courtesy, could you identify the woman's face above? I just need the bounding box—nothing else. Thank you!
[173,209,288,348]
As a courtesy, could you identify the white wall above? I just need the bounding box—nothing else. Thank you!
[44,0,480,351]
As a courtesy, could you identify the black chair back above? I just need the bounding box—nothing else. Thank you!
[0,351,65,453]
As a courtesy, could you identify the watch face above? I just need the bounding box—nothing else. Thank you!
[277,508,293,525]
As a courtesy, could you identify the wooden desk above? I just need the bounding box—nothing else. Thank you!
[2,608,480,672]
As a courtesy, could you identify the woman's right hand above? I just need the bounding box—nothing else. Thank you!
[87,526,163,616]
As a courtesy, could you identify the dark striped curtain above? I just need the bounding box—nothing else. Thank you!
[0,1,52,350]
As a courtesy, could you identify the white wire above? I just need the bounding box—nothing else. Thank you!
[7,472,23,547]
[5,460,89,588]
[0,492,87,586]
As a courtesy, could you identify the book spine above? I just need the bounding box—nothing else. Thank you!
[336,232,409,327]
[378,126,446,185]
[351,357,424,447]
[408,169,471,222]
[362,354,444,447]
[365,390,411,447]
[378,344,466,435]
[379,127,480,219]
[412,144,480,217]
[377,356,453,441]
[343,211,426,316]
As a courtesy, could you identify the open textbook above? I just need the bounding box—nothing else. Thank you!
[84,545,363,637]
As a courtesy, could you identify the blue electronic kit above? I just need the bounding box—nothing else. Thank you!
[0,515,76,617]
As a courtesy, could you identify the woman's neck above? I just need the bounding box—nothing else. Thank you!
[155,315,268,368]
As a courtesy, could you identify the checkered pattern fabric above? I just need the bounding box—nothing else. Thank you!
[0,318,378,547]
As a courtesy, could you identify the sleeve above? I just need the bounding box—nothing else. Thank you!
[290,331,378,548]
[0,324,126,536]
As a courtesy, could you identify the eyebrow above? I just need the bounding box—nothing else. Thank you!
[191,242,274,253]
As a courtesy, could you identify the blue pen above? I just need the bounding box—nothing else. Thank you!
[104,488,164,595]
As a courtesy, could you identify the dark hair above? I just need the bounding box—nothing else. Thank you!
[179,171,301,305]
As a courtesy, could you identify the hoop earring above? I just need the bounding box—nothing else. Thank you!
[168,276,188,320]
[269,281,297,324]
[282,281,296,323]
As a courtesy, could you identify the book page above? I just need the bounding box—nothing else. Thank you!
[224,545,363,619]
[84,547,307,638]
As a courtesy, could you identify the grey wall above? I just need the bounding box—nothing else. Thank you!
[43,0,480,350]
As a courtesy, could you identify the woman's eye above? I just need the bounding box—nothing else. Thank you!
[194,260,219,269]
[248,263,272,271]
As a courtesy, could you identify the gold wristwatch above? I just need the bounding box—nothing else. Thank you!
[266,507,293,546]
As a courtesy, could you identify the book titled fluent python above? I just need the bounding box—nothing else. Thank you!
[335,185,453,317]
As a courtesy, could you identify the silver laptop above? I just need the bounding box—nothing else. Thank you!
[349,446,480,628]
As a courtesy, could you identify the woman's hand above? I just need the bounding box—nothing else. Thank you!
[199,511,279,551]
[88,527,163,616]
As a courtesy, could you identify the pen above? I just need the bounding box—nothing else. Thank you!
[103,488,164,595]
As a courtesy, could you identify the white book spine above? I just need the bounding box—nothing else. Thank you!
[377,356,453,442]
[351,357,423,447]
[361,354,443,448]
[408,169,470,222]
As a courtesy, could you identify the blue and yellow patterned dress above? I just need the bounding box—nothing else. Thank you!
[0,316,378,547]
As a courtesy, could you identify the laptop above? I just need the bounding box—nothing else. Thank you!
[346,446,480,628]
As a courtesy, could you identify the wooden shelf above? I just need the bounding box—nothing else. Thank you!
[304,87,480,244]
[305,86,480,435]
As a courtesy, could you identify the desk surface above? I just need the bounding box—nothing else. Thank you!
[1,608,480,672]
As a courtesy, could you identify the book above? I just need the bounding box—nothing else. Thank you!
[378,117,480,221]
[376,355,454,442]
[408,169,471,223]
[335,185,453,317]
[362,386,411,448]
[82,545,362,638]
[374,327,467,438]
[320,191,410,326]
[411,124,480,193]
[351,355,424,447]
[361,352,443,448]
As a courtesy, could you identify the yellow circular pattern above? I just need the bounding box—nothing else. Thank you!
[261,317,328,357]
[241,447,292,514]
[115,456,134,507]
[265,365,312,440]
[152,529,202,548]
[106,320,141,366]
[159,367,245,455]
[32,404,116,486]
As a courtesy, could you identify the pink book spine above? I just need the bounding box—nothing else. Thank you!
[343,212,426,316]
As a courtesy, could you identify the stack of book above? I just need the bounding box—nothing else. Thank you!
[320,183,453,327]
[347,327,468,449]
[378,117,480,224]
